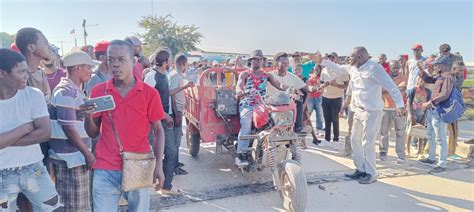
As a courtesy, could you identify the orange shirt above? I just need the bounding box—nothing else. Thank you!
[383,74,408,109]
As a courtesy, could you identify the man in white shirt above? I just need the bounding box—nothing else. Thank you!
[406,44,426,90]
[168,54,194,175]
[0,49,60,211]
[266,52,318,133]
[315,47,405,184]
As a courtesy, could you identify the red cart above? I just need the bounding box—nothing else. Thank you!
[184,68,241,156]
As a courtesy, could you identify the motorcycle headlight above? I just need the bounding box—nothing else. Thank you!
[271,111,294,127]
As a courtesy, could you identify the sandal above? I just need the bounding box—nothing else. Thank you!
[312,138,321,145]
[160,187,183,195]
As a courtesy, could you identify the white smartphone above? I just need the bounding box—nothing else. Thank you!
[85,95,116,113]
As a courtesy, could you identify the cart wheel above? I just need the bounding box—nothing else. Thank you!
[186,128,200,157]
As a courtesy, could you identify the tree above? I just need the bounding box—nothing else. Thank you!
[0,32,14,49]
[138,14,203,56]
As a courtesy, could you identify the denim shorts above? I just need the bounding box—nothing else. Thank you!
[0,162,60,212]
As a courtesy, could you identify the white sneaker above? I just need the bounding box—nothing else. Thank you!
[333,141,340,150]
[320,140,331,147]
[235,157,248,166]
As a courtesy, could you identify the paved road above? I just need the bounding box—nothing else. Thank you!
[145,118,474,211]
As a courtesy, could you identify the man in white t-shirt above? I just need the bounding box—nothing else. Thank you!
[0,49,60,211]
[320,52,350,150]
[406,44,426,90]
[266,52,318,133]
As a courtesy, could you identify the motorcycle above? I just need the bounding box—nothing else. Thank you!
[237,88,307,212]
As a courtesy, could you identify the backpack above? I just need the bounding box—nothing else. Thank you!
[435,80,466,123]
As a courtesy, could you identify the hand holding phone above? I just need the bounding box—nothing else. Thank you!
[84,95,116,114]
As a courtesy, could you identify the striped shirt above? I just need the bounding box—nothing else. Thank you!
[49,78,91,168]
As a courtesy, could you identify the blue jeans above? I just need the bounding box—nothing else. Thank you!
[0,162,60,212]
[307,97,323,130]
[174,126,183,168]
[92,169,150,212]
[426,109,448,168]
[163,126,177,190]
[237,106,253,154]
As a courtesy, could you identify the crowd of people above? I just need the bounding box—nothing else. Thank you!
[0,26,468,211]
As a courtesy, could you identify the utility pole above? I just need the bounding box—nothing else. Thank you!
[82,19,87,46]
[82,19,99,46]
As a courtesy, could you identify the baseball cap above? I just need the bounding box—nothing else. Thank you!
[94,41,110,53]
[124,35,145,46]
[328,52,338,58]
[411,44,423,50]
[431,55,451,66]
[248,49,266,61]
[291,51,301,58]
[63,51,101,67]
[273,52,288,61]
[10,43,20,53]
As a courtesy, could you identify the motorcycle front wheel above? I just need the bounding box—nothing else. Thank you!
[278,159,307,212]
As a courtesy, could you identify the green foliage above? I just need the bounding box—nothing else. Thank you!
[0,32,14,49]
[138,14,203,57]
[464,79,474,87]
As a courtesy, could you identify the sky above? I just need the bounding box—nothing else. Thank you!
[1,0,473,60]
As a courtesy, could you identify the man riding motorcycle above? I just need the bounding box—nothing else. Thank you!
[235,50,318,166]
[235,49,291,166]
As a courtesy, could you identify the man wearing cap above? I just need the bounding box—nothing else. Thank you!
[84,41,111,96]
[125,35,150,80]
[314,47,405,184]
[418,55,455,174]
[235,49,291,166]
[439,43,467,156]
[406,44,426,90]
[437,44,463,158]
[48,51,99,210]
